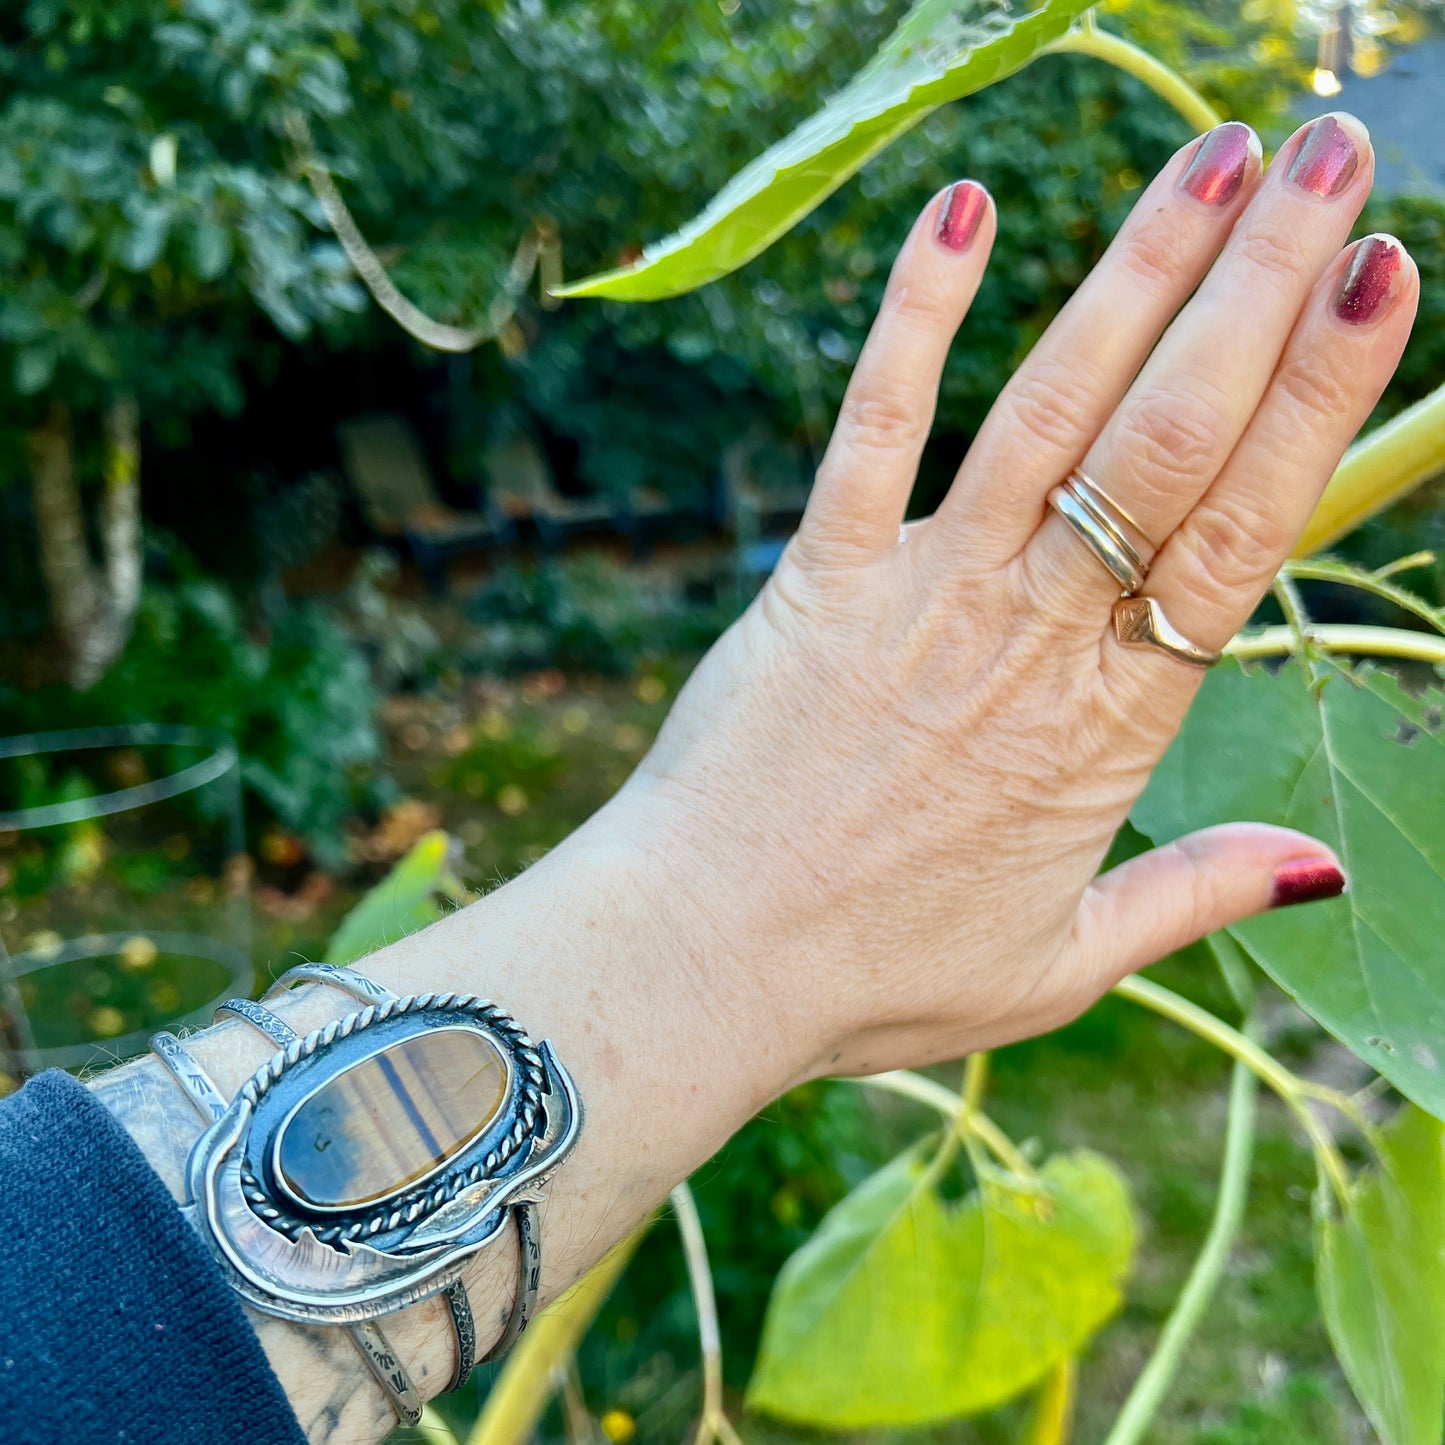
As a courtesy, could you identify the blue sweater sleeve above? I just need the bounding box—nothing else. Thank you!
[0,1070,307,1445]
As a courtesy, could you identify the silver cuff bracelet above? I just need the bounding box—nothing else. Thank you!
[150,963,582,1423]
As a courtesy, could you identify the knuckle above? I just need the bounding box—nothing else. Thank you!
[884,277,949,330]
[1274,353,1355,422]
[1114,224,1193,296]
[837,383,932,458]
[1110,387,1223,495]
[1002,355,1105,454]
[1237,224,1313,295]
[1181,493,1287,595]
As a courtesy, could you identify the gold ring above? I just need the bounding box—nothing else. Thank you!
[1112,596,1221,668]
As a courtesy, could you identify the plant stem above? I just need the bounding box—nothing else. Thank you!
[1284,558,1445,635]
[1024,1358,1078,1445]
[418,1406,465,1445]
[962,1052,990,1115]
[670,1182,743,1445]
[1295,383,1445,556]
[850,1070,1036,1178]
[1045,26,1224,131]
[1103,1052,1258,1445]
[467,1225,650,1445]
[1225,623,1445,667]
[1112,976,1351,1205]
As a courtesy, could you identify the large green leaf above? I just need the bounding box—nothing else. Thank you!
[1132,658,1445,1117]
[1316,1104,1445,1445]
[325,829,464,964]
[746,1143,1135,1428]
[556,0,1093,301]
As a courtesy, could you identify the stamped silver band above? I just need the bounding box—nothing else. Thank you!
[350,1318,424,1427]
[263,962,398,1007]
[480,1200,542,1364]
[444,1279,477,1392]
[150,1031,229,1125]
[214,998,299,1047]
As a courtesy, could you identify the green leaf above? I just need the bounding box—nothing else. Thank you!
[746,1144,1135,1428]
[1134,657,1445,1115]
[324,829,464,964]
[14,344,57,395]
[556,0,1094,301]
[1316,1104,1445,1445]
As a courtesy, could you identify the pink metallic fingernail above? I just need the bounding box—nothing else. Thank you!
[1179,122,1257,206]
[937,181,987,251]
[1333,235,1405,326]
[1271,858,1347,908]
[1287,115,1361,197]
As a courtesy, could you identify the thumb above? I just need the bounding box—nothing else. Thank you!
[1078,823,1346,986]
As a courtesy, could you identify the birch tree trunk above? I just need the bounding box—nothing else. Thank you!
[27,397,143,690]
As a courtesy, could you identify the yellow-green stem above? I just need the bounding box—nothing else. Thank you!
[1023,1357,1078,1445]
[1045,26,1224,131]
[1225,622,1445,666]
[1112,976,1350,1205]
[851,1070,1036,1178]
[1296,385,1445,556]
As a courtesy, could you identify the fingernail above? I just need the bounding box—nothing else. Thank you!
[936,181,987,251]
[1271,858,1347,908]
[1179,122,1258,206]
[1287,115,1361,197]
[1333,234,1405,326]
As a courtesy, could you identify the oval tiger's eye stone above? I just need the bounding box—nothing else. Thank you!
[277,1029,508,1209]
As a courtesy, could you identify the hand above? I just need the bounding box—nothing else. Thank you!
[619,113,1416,1086]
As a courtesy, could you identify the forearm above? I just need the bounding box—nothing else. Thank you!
[90,788,786,1442]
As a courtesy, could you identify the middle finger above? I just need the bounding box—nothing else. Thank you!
[1023,112,1373,618]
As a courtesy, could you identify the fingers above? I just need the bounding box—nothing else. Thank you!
[926,121,1263,561]
[800,181,996,556]
[1023,113,1375,618]
[1075,824,1345,988]
[1108,233,1417,700]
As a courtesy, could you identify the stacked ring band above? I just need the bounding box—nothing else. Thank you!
[1046,467,1157,595]
[1047,466,1221,669]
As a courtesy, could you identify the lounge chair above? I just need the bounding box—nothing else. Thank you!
[337,414,513,593]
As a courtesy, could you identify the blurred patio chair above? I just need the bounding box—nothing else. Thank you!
[721,430,814,588]
[480,434,621,552]
[337,413,514,593]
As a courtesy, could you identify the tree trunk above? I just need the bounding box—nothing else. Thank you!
[27,396,143,691]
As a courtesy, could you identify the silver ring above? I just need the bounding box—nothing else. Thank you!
[1067,469,1156,571]
[1047,484,1148,594]
[1112,596,1221,668]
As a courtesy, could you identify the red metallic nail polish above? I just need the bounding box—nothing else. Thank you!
[1271,858,1347,908]
[1287,115,1360,197]
[937,181,987,251]
[1333,235,1404,326]
[1180,122,1256,206]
